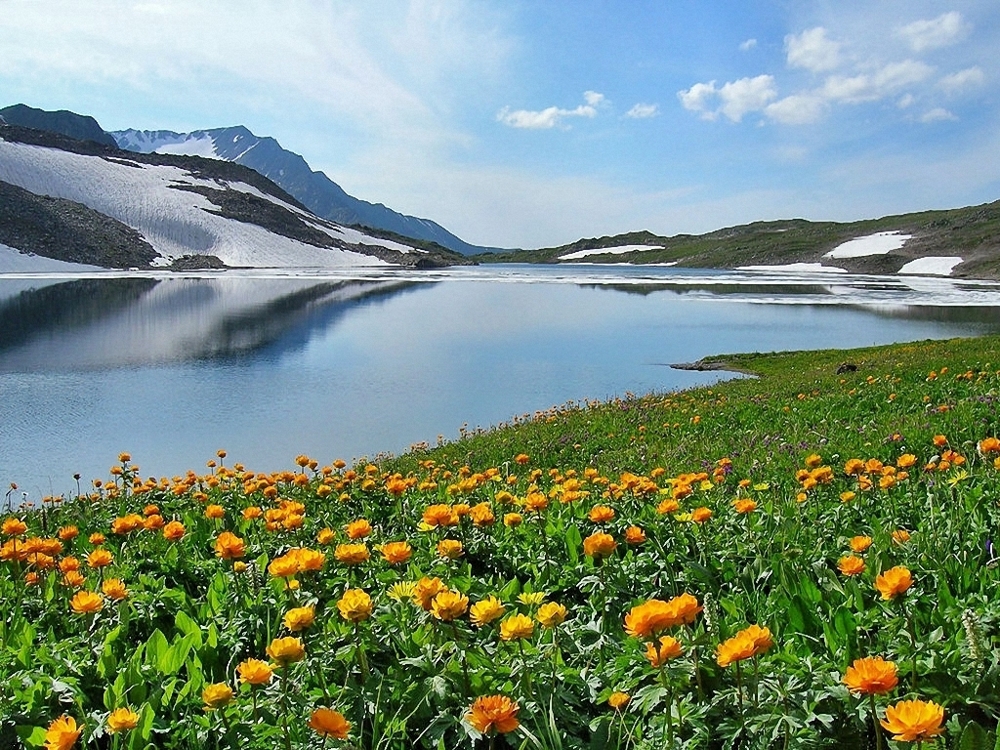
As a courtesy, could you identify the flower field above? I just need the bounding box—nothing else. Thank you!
[4,335,1000,749]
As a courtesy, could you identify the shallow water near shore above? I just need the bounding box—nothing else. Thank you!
[3,263,1000,500]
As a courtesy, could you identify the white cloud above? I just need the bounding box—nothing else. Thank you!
[497,91,604,129]
[625,103,659,119]
[897,94,915,109]
[785,27,841,73]
[822,60,933,104]
[679,76,777,123]
[938,66,985,94]
[920,107,957,123]
[897,12,969,52]
[765,94,826,125]
[739,39,757,52]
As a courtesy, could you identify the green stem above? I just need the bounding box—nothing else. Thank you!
[870,694,884,750]
[281,665,292,750]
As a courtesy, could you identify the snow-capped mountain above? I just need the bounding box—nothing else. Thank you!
[0,124,466,270]
[112,126,496,256]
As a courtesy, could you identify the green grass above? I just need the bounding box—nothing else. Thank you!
[4,334,1000,749]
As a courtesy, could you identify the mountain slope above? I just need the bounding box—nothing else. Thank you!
[0,124,468,269]
[486,201,1000,279]
[112,126,499,256]
[1,103,118,148]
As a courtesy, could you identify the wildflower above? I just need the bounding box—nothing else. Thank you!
[892,529,911,545]
[413,577,446,610]
[284,606,316,632]
[202,683,234,709]
[162,521,185,542]
[624,594,701,638]
[86,549,113,569]
[293,548,326,572]
[308,707,351,739]
[500,613,535,641]
[645,635,683,667]
[608,692,630,711]
[237,658,274,686]
[875,566,913,600]
[691,507,712,523]
[583,531,617,560]
[214,531,246,560]
[536,602,568,628]
[716,631,756,667]
[316,527,335,545]
[380,541,413,565]
[838,555,866,576]
[204,504,225,520]
[266,637,305,666]
[842,656,898,695]
[657,498,680,514]
[732,498,757,514]
[423,504,459,527]
[70,591,103,614]
[588,505,616,523]
[345,519,372,539]
[470,596,506,627]
[337,588,373,623]
[57,525,78,541]
[467,695,520,735]
[840,491,857,503]
[437,539,464,559]
[623,525,646,545]
[62,571,86,588]
[387,581,416,602]
[268,554,299,578]
[743,624,773,655]
[470,503,496,525]
[503,512,523,528]
[106,708,139,734]
[2,518,27,536]
[44,715,82,750]
[102,578,129,601]
[850,536,873,553]
[431,590,470,621]
[880,700,945,742]
[334,543,369,565]
[517,591,546,606]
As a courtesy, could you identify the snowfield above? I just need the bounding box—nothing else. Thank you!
[558,244,663,261]
[737,262,848,273]
[824,231,911,259]
[897,256,963,276]
[0,139,388,268]
[0,243,105,273]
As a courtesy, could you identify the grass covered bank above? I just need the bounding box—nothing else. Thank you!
[4,335,1000,749]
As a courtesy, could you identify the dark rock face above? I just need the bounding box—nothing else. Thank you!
[0,180,158,268]
[0,104,118,148]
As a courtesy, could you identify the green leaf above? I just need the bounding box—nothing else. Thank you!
[565,524,581,564]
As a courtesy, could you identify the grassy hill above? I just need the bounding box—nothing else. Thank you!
[480,200,1000,279]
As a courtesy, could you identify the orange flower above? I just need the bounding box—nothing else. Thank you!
[892,529,911,545]
[162,521,186,542]
[732,498,757,514]
[503,512,523,528]
[422,504,459,527]
[645,635,684,667]
[214,531,246,560]
[102,578,129,601]
[437,539,464,559]
[345,519,373,540]
[431,590,470,621]
[70,591,103,614]
[743,624,773,656]
[308,707,351,739]
[106,707,139,734]
[842,656,898,695]
[57,525,79,541]
[838,555,866,576]
[467,695,520,735]
[380,541,413,565]
[469,503,496,526]
[623,593,701,638]
[624,526,646,545]
[283,606,316,632]
[202,683,234,709]
[2,518,27,536]
[44,715,82,750]
[880,699,945,742]
[583,531,617,560]
[266,636,305,666]
[334,543,370,565]
[608,691,630,711]
[237,658,274,685]
[691,507,712,523]
[849,535,873,553]
[588,505,616,523]
[875,566,913,600]
[204,504,225,520]
[716,631,756,667]
[86,549,113,568]
[413,577,446,610]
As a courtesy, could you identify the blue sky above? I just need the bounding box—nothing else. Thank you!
[0,1,997,248]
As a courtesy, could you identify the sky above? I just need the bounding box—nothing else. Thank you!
[0,1,997,249]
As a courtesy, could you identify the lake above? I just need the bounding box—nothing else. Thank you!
[3,263,1000,500]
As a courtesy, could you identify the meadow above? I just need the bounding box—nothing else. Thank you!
[4,334,1000,749]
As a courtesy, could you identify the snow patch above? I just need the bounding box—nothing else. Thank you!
[825,231,910,259]
[153,136,219,159]
[737,262,847,273]
[558,244,663,261]
[897,256,963,276]
[0,243,105,273]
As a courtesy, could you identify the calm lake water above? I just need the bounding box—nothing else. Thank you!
[4,263,1000,500]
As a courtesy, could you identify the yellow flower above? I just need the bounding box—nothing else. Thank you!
[536,602,568,628]
[106,708,139,734]
[467,695,520,734]
[45,715,82,750]
[202,683,234,709]
[470,596,506,627]
[237,658,274,686]
[387,581,416,601]
[308,707,351,739]
[431,590,470,621]
[283,606,316,632]
[500,613,535,641]
[842,656,898,696]
[70,591,103,615]
[875,566,913,600]
[413,576,446,610]
[437,539,464,559]
[623,594,701,638]
[880,699,945,742]
[162,521,185,541]
[608,691,630,711]
[266,636,305,666]
[582,531,617,559]
[517,591,546,606]
[337,588,373,623]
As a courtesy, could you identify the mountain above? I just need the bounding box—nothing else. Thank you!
[1,104,118,148]
[486,202,1000,280]
[111,126,499,256]
[0,123,470,270]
